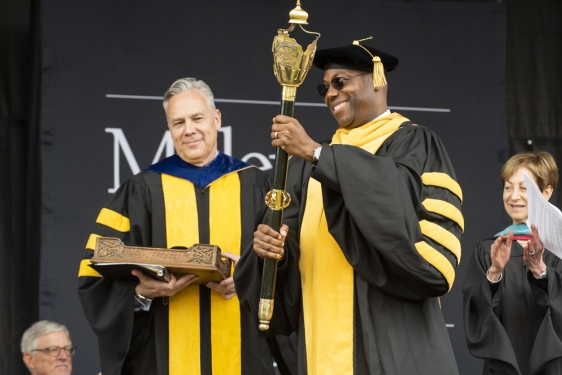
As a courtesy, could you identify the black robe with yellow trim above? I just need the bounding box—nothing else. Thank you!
[463,238,562,375]
[236,122,463,375]
[78,167,284,375]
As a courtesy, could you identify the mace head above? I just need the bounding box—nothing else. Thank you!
[272,1,320,87]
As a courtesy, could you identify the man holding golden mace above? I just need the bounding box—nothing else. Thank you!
[235,2,463,374]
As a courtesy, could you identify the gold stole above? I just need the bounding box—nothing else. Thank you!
[162,172,243,375]
[299,113,409,375]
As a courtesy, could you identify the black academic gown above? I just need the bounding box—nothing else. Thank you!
[236,123,462,375]
[78,167,284,375]
[463,238,562,375]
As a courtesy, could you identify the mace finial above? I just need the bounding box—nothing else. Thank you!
[289,1,308,24]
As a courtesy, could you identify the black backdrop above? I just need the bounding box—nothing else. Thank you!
[3,0,515,374]
[0,1,42,374]
[506,0,562,209]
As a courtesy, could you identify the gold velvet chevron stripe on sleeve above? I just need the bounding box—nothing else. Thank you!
[85,233,101,250]
[414,242,455,291]
[419,219,461,264]
[78,259,102,278]
[96,208,131,232]
[422,198,464,232]
[421,172,463,202]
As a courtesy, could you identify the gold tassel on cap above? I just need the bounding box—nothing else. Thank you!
[353,36,387,89]
[371,56,387,88]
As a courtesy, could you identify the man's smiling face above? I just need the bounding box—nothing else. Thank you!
[166,89,221,167]
[322,68,378,129]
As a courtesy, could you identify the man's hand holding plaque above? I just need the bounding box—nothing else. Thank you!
[206,252,240,300]
[132,270,198,299]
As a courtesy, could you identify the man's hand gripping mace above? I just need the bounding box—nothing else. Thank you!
[259,1,320,331]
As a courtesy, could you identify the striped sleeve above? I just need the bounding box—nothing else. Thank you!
[414,161,463,291]
[78,175,152,278]
[385,125,464,293]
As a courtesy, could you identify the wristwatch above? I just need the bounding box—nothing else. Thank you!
[135,291,153,303]
[312,145,322,168]
[534,269,548,279]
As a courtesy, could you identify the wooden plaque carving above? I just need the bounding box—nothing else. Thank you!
[90,237,231,284]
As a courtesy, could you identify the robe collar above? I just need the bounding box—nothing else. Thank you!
[372,109,391,121]
[144,152,252,189]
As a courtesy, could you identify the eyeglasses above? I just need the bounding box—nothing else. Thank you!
[316,73,369,97]
[31,346,76,357]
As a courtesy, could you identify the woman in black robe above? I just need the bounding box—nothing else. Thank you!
[463,151,562,375]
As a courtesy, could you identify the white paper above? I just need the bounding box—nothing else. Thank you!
[524,172,562,259]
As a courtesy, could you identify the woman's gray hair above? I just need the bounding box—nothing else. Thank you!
[163,77,216,114]
[21,320,71,354]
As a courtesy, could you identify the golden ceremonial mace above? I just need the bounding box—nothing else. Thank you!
[259,1,320,331]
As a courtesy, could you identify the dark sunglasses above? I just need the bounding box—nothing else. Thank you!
[316,73,369,97]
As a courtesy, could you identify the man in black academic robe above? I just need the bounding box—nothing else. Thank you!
[235,42,463,374]
[78,78,291,375]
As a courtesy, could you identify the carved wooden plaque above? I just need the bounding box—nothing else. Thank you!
[91,237,231,284]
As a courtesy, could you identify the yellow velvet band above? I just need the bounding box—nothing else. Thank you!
[419,219,461,264]
[78,259,102,278]
[331,112,409,152]
[209,173,242,375]
[169,285,200,375]
[85,233,101,251]
[299,113,407,374]
[421,172,463,203]
[163,172,243,375]
[414,242,455,291]
[422,198,465,232]
[162,174,201,375]
[96,208,130,232]
[300,179,354,375]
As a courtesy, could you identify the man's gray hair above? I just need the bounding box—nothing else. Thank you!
[21,320,71,354]
[163,77,216,114]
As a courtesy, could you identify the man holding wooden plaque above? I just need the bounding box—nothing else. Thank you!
[78,78,284,375]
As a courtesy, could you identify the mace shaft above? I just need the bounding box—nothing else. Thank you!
[258,86,296,331]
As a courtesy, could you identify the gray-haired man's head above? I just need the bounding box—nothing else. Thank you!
[163,77,216,116]
[163,77,222,167]
[21,321,73,375]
